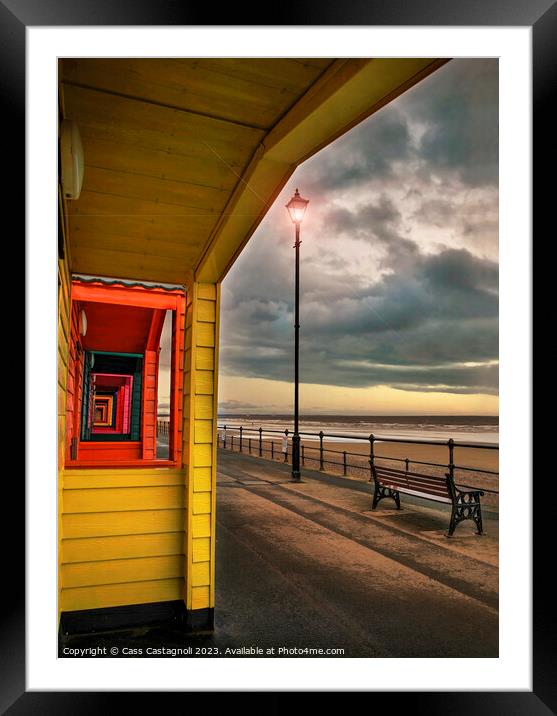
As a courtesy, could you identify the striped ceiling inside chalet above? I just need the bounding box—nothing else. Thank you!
[60,58,335,284]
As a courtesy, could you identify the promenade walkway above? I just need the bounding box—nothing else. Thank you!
[60,449,498,658]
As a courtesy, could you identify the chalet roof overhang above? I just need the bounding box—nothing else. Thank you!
[60,58,448,286]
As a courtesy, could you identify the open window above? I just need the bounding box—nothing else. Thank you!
[66,278,185,467]
[81,352,143,442]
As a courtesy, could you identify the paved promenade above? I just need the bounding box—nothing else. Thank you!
[60,449,498,658]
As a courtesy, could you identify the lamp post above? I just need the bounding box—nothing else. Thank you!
[285,188,309,481]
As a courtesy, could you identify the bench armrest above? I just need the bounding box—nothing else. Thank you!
[445,474,485,499]
[455,487,485,500]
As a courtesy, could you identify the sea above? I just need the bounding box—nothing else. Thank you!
[216,414,499,446]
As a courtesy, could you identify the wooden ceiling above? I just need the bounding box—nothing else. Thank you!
[61,58,334,283]
[80,301,155,353]
[60,58,447,285]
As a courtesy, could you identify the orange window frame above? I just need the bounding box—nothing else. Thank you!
[66,280,186,468]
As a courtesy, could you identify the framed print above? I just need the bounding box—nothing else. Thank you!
[13,0,549,710]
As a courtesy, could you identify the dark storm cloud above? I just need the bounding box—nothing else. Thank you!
[302,59,498,194]
[302,108,413,193]
[326,195,401,237]
[251,304,281,322]
[219,60,499,396]
[407,60,499,186]
[304,249,498,337]
[324,195,422,275]
[412,199,455,227]
[220,218,498,394]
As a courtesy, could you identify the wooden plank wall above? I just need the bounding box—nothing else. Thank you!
[76,441,142,462]
[141,349,158,459]
[182,282,220,612]
[170,296,186,468]
[59,292,190,614]
[58,190,71,612]
[58,259,71,468]
[59,289,187,611]
[64,299,82,459]
[60,468,186,611]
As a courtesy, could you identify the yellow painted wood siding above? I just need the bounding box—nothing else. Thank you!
[58,242,71,469]
[182,282,220,611]
[58,180,72,616]
[63,509,185,539]
[64,298,82,460]
[60,468,187,612]
[58,265,70,467]
[60,579,184,612]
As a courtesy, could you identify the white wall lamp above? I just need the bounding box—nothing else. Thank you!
[79,309,87,337]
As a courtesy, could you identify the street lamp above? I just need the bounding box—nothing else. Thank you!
[285,188,309,481]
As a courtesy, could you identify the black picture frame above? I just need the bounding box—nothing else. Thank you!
[12,1,547,711]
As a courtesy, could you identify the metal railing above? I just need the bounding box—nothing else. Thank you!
[156,419,170,437]
[216,422,499,500]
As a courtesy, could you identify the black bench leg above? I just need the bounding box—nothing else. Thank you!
[371,484,380,510]
[474,506,484,536]
[447,508,458,537]
[372,484,401,510]
[447,501,484,537]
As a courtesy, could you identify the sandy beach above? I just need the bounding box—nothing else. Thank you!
[300,438,498,471]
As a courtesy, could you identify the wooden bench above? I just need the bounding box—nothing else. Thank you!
[370,462,485,537]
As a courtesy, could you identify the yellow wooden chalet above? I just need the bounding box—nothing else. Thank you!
[58,58,446,632]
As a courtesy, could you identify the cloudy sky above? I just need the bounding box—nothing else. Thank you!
[217,59,499,416]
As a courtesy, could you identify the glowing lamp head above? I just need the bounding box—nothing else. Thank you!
[285,188,309,224]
